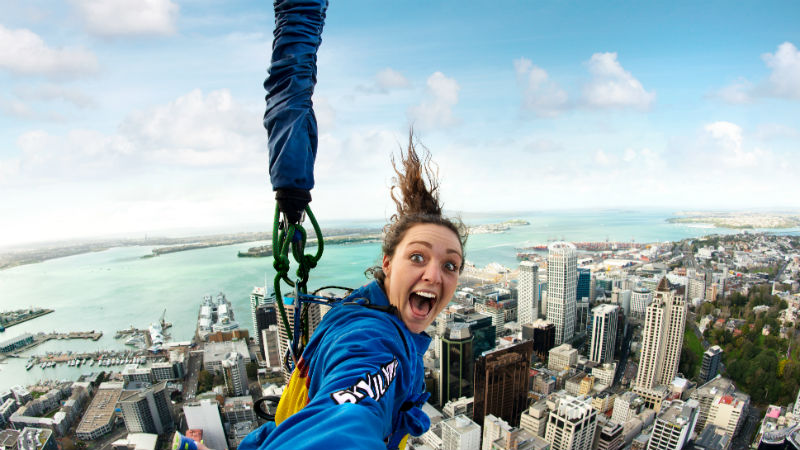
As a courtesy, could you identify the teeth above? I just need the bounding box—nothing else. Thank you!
[415,291,436,299]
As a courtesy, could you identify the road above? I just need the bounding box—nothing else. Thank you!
[182,349,202,401]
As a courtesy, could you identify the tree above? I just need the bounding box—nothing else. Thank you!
[197,370,213,394]
[246,362,258,380]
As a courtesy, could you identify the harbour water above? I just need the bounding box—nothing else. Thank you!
[1,209,797,391]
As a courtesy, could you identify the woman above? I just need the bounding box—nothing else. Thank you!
[236,141,467,450]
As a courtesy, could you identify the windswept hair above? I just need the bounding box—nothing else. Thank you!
[368,133,468,283]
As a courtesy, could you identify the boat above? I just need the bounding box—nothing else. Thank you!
[26,362,34,370]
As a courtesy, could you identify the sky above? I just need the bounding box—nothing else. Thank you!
[1,0,799,247]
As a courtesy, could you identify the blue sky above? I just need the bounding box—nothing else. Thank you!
[1,0,799,246]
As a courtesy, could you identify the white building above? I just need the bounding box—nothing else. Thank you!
[519,401,549,438]
[548,344,577,371]
[635,278,686,393]
[546,242,577,345]
[221,351,249,396]
[482,414,513,450]
[518,262,540,326]
[441,415,481,450]
[589,304,618,364]
[183,399,228,450]
[646,399,699,450]
[708,393,748,437]
[544,395,597,450]
[611,392,644,426]
[631,287,652,320]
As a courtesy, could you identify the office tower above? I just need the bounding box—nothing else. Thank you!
[548,343,577,371]
[453,310,496,359]
[476,301,505,339]
[473,340,533,427]
[596,422,624,450]
[544,395,597,450]
[699,346,722,383]
[443,397,474,419]
[631,287,652,320]
[518,262,540,326]
[254,300,277,356]
[526,319,555,362]
[482,414,513,450]
[183,399,228,450]
[576,297,590,336]
[221,352,249,396]
[687,273,706,301]
[118,381,174,435]
[576,268,591,301]
[708,393,748,436]
[635,278,686,391]
[646,400,699,450]
[261,325,281,368]
[276,296,321,383]
[618,289,632,316]
[520,400,549,438]
[440,323,475,407]
[590,304,619,364]
[689,377,740,433]
[611,392,644,425]
[250,286,265,347]
[441,415,481,450]
[546,242,577,345]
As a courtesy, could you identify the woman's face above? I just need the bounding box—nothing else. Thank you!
[382,223,462,334]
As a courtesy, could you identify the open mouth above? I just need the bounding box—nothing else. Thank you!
[409,291,437,318]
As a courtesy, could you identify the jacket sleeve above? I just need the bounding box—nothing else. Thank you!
[256,318,414,449]
[264,0,328,192]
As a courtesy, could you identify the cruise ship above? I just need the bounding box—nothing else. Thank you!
[196,293,241,341]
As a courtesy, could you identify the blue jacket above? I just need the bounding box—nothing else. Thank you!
[239,281,433,450]
[265,0,327,192]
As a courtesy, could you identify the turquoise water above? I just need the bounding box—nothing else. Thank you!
[1,210,797,391]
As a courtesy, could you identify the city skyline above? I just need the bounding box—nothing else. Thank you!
[1,1,800,245]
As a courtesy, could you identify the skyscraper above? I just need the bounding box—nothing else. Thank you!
[647,400,699,450]
[250,286,276,349]
[524,319,555,362]
[590,304,619,364]
[183,399,228,450]
[544,395,597,450]
[473,340,533,427]
[631,287,652,320]
[635,278,687,408]
[276,296,321,383]
[546,242,577,345]
[221,352,248,396]
[518,262,539,325]
[576,268,591,302]
[699,346,722,383]
[441,415,481,450]
[118,381,174,435]
[439,323,474,407]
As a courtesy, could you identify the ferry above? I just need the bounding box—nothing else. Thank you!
[26,362,34,370]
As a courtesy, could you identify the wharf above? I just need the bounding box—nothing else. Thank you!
[6,331,104,355]
[0,308,54,330]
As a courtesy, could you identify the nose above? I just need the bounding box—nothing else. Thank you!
[422,262,442,284]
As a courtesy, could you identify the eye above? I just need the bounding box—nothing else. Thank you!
[444,261,458,272]
[410,253,424,263]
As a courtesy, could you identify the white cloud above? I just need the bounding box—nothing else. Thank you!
[14,84,95,108]
[583,52,655,110]
[514,57,568,117]
[121,89,263,167]
[71,0,179,37]
[313,95,336,131]
[376,68,410,91]
[407,71,460,130]
[713,78,753,104]
[762,41,800,100]
[704,121,768,168]
[0,25,98,78]
[594,149,612,166]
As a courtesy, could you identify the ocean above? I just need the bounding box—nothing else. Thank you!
[1,209,797,391]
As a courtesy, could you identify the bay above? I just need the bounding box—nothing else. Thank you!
[1,209,797,391]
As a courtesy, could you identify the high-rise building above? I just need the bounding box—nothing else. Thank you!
[440,323,475,407]
[519,400,549,438]
[699,346,722,384]
[544,395,597,450]
[254,301,277,356]
[689,377,741,433]
[546,242,577,345]
[452,310,496,360]
[646,399,699,450]
[221,352,249,396]
[482,414,514,450]
[518,262,540,326]
[635,278,686,394]
[118,381,174,435]
[576,268,591,303]
[596,422,624,450]
[183,399,228,450]
[548,343,577,371]
[441,415,481,450]
[590,304,619,364]
[276,296,321,383]
[630,287,652,320]
[473,340,533,427]
[524,319,555,362]
[708,393,748,437]
[261,325,281,368]
[611,392,644,425]
[687,273,706,301]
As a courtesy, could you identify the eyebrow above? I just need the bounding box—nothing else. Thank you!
[408,241,463,259]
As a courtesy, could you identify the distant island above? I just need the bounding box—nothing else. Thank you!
[668,212,800,229]
[469,219,530,235]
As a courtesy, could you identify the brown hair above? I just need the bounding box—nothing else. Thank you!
[368,134,468,283]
